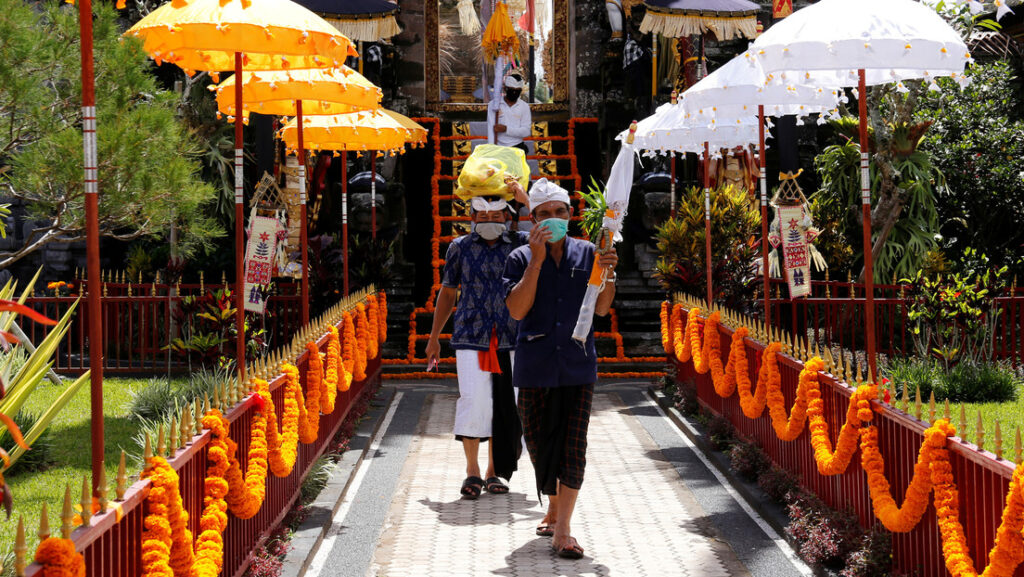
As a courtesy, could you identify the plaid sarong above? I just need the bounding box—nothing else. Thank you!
[517,383,595,497]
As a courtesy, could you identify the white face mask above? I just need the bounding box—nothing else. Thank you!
[474,222,505,240]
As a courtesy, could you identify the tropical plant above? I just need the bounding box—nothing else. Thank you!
[902,249,1007,367]
[0,274,91,516]
[166,288,267,369]
[654,185,760,307]
[578,176,609,242]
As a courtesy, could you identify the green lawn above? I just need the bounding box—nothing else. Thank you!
[0,376,173,567]
[959,396,1024,460]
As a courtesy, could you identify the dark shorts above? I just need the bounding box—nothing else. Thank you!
[517,383,595,496]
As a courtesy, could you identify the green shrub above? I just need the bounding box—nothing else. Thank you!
[938,361,1020,404]
[300,456,335,505]
[884,356,940,400]
[127,378,177,422]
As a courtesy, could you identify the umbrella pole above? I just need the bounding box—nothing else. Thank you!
[704,141,712,307]
[297,100,309,325]
[359,40,364,76]
[858,69,877,382]
[234,52,246,380]
[651,34,658,98]
[759,105,770,326]
[669,152,676,219]
[78,0,104,498]
[342,152,349,297]
[371,153,377,239]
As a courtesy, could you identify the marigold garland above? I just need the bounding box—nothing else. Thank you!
[139,454,188,577]
[194,410,231,577]
[806,361,874,475]
[341,311,356,392]
[661,301,672,354]
[323,326,341,412]
[860,422,942,533]
[353,304,369,382]
[299,342,323,443]
[34,537,85,577]
[366,295,380,361]
[663,303,1024,576]
[930,419,1024,577]
[224,393,268,519]
[260,372,301,477]
[378,291,388,343]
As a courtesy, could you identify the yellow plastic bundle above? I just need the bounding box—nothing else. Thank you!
[454,144,530,201]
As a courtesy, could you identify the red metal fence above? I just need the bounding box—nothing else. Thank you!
[22,282,302,374]
[675,317,1023,577]
[23,321,382,577]
[765,279,1024,365]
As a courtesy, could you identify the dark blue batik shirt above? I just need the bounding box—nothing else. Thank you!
[442,230,528,352]
[502,236,598,388]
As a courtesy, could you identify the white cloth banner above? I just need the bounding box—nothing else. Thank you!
[243,215,280,314]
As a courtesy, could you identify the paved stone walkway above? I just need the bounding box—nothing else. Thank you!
[308,386,809,577]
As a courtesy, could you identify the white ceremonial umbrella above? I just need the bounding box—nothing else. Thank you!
[680,53,843,322]
[750,0,971,381]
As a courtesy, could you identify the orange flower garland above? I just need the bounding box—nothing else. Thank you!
[34,537,85,577]
[378,291,388,343]
[366,295,380,360]
[672,305,691,362]
[860,422,942,533]
[353,304,368,382]
[662,302,1024,576]
[661,301,672,354]
[738,342,781,419]
[140,455,186,577]
[224,393,269,519]
[341,311,356,392]
[259,373,301,477]
[931,420,1024,577]
[194,410,231,577]
[300,342,323,443]
[322,326,341,413]
[805,361,874,475]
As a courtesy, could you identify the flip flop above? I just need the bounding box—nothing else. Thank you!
[535,524,555,537]
[484,477,509,494]
[460,476,485,500]
[554,537,584,560]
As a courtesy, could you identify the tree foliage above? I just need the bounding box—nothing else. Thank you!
[0,0,222,269]
[915,61,1024,274]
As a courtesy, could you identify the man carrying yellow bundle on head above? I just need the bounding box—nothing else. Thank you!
[427,145,529,499]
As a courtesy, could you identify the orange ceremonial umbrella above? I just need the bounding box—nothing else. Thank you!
[279,110,426,294]
[126,0,357,377]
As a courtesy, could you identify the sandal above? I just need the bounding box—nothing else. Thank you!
[484,477,509,494]
[554,537,584,560]
[460,476,485,500]
[535,524,555,537]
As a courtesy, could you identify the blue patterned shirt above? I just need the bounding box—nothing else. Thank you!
[442,230,528,351]
[502,236,598,388]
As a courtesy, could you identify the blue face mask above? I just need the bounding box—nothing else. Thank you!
[539,218,569,243]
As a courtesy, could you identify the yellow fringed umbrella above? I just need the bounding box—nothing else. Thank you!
[214,66,382,117]
[125,0,358,372]
[125,0,358,73]
[214,65,381,323]
[481,1,519,63]
[279,109,425,292]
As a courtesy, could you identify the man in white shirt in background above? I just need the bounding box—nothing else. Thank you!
[493,72,532,153]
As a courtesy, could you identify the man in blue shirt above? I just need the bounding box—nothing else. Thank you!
[503,178,618,559]
[427,193,527,500]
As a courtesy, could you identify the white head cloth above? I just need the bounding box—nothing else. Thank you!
[528,178,571,212]
[470,197,509,212]
[504,73,524,89]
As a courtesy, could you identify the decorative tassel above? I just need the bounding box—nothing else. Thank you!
[458,0,482,35]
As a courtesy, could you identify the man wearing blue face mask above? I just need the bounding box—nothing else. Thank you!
[427,190,528,500]
[502,178,618,560]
